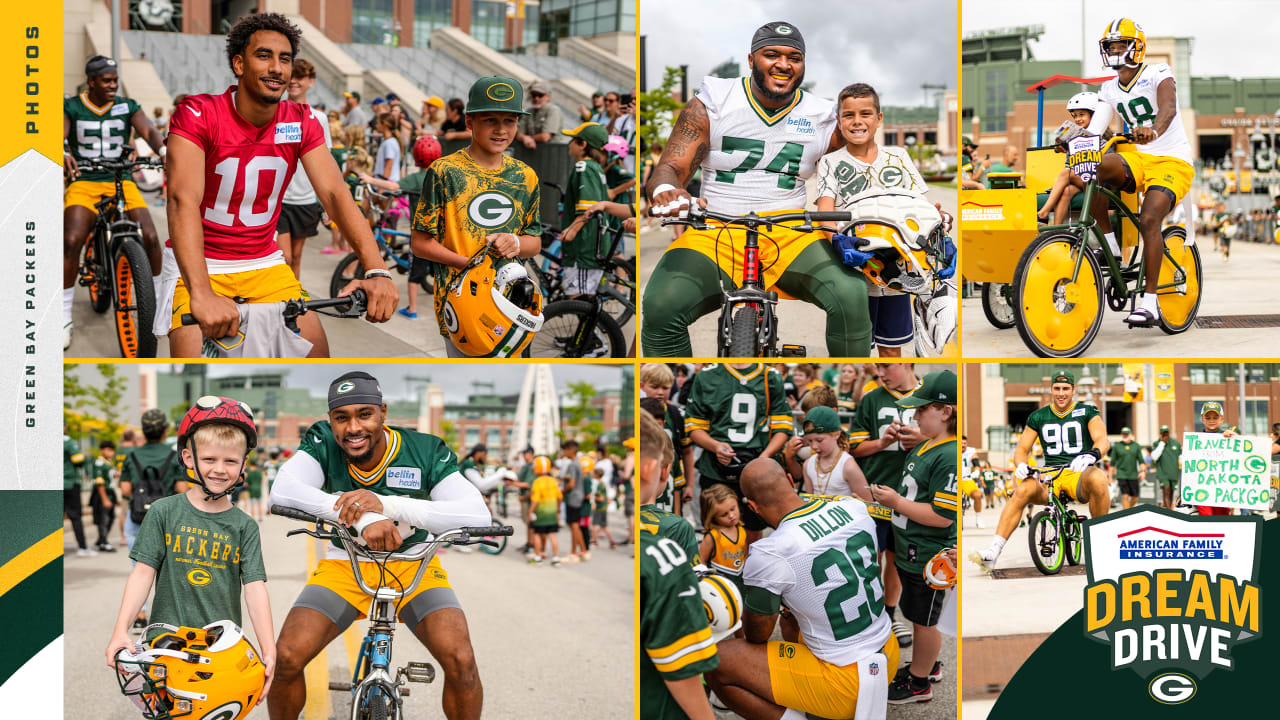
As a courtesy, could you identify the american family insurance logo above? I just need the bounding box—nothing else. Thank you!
[1083,507,1263,704]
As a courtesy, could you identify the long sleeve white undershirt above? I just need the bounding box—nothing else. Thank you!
[269,450,492,561]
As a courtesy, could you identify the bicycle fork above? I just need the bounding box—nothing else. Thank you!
[330,600,436,720]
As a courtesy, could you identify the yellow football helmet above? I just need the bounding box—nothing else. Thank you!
[924,548,957,591]
[441,251,544,358]
[839,190,948,294]
[114,620,266,720]
[579,454,597,475]
[1099,18,1145,69]
[532,455,552,475]
[696,569,743,643]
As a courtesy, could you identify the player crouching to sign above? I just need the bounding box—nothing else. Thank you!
[706,458,898,720]
[164,13,398,357]
[973,369,1111,569]
[410,77,545,358]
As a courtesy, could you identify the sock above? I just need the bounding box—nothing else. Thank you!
[63,287,74,324]
[1103,232,1121,256]
[886,605,897,620]
[1139,293,1159,313]
[987,535,1007,558]
[780,709,806,720]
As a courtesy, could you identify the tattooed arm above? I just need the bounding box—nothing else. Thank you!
[645,96,710,216]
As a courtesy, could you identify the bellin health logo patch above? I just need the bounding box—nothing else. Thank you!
[1082,507,1263,705]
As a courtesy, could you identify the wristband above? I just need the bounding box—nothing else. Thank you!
[651,183,677,199]
[363,269,393,280]
[353,510,390,535]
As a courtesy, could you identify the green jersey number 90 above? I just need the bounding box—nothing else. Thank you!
[1041,420,1084,457]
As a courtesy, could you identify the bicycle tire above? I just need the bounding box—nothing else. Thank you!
[86,235,111,314]
[369,691,388,720]
[1156,226,1202,334]
[981,282,1015,330]
[1027,509,1065,575]
[1012,229,1104,358]
[602,257,637,326]
[727,305,760,357]
[114,238,157,358]
[479,519,508,555]
[330,253,364,298]
[529,299,626,358]
[1065,513,1084,566]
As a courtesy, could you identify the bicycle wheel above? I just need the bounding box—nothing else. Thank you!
[529,299,626,358]
[114,238,157,358]
[1065,513,1084,566]
[1027,509,1065,575]
[479,519,508,555]
[1013,230,1104,358]
[330,253,364,298]
[1156,226,1202,334]
[981,282,1015,330]
[602,257,637,326]
[85,235,111,314]
[727,305,759,357]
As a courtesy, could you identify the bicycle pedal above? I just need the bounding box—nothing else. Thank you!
[328,681,352,691]
[403,661,435,683]
[780,344,806,357]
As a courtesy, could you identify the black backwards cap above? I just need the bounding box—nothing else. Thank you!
[86,56,118,79]
[751,21,805,55]
[328,371,384,411]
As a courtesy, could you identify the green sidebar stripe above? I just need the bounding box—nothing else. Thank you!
[0,558,61,686]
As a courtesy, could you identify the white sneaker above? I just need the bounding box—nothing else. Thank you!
[75,548,98,557]
[63,322,73,350]
[970,547,997,569]
[975,515,985,529]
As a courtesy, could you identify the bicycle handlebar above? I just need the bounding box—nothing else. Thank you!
[660,207,850,231]
[179,289,369,329]
[77,157,164,173]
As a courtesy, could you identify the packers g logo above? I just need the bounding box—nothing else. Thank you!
[468,192,515,228]
[485,82,516,102]
[1243,455,1268,474]
[442,301,459,333]
[775,25,793,34]
[879,166,904,187]
[198,701,245,720]
[1149,673,1196,704]
[187,568,212,587]
[336,381,355,394]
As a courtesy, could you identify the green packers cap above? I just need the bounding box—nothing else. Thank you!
[140,408,169,435]
[1159,425,1170,432]
[465,76,529,115]
[1051,369,1075,386]
[897,370,957,409]
[1121,426,1132,434]
[1201,401,1223,416]
[962,135,977,148]
[803,406,842,434]
[562,122,609,150]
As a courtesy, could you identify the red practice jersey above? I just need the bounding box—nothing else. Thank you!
[167,86,326,260]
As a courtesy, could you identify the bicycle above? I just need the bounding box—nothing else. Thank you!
[1024,466,1086,575]
[179,290,368,358]
[534,182,638,327]
[75,156,164,358]
[529,218,634,358]
[270,504,513,720]
[330,185,435,299]
[660,208,850,357]
[1011,133,1203,357]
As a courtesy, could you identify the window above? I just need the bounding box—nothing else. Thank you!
[413,0,451,48]
[986,425,1016,453]
[471,0,507,50]
[486,428,503,448]
[1241,400,1269,435]
[465,428,480,447]
[352,0,396,45]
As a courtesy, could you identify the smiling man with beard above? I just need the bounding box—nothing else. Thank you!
[267,371,492,720]
[644,21,874,357]
[164,12,397,358]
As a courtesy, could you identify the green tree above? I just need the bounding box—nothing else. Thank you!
[64,364,128,445]
[562,382,606,450]
[638,66,685,149]
[709,58,739,79]
[439,420,460,454]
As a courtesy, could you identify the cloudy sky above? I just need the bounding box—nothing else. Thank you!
[193,363,628,404]
[964,0,1280,77]
[641,0,957,106]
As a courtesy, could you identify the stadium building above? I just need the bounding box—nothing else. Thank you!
[962,26,1280,196]
[964,363,1280,468]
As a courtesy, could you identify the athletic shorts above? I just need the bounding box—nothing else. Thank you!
[897,563,947,626]
[295,557,457,631]
[277,202,323,239]
[1117,476,1140,497]
[1158,474,1177,488]
[65,179,147,213]
[170,263,307,330]
[867,293,912,348]
[533,524,560,535]
[1036,468,1084,503]
[565,503,583,524]
[767,634,899,719]
[561,267,605,296]
[663,208,824,295]
[958,477,980,499]
[592,509,607,526]
[1115,151,1193,205]
[873,516,896,554]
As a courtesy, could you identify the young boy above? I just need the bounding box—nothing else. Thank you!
[91,441,119,552]
[528,456,563,566]
[815,83,930,357]
[410,76,543,357]
[590,467,616,548]
[638,363,693,516]
[104,397,275,703]
[1039,92,1110,224]
[867,371,958,704]
[558,122,611,298]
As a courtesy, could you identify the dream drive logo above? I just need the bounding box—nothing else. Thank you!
[1083,506,1263,705]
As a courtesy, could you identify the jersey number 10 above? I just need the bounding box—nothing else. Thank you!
[204,156,290,228]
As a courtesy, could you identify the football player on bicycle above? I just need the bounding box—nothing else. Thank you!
[643,21,873,357]
[973,369,1111,569]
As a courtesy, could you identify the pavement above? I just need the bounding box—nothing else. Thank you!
[962,237,1280,358]
[65,190,634,358]
[64,502,635,720]
[638,183,957,357]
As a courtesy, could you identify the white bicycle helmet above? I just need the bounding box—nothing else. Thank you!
[1066,91,1100,113]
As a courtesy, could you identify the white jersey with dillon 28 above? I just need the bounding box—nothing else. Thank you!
[742,496,889,665]
[1093,63,1193,165]
[696,76,837,215]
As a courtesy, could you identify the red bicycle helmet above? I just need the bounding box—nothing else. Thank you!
[177,396,258,452]
[412,135,442,168]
